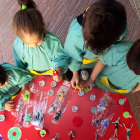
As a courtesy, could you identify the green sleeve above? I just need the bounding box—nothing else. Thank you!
[68,58,81,72]
[117,23,128,42]
[51,39,70,73]
[99,41,134,66]
[64,19,85,72]
[0,92,11,111]
[13,37,27,70]
[17,70,33,88]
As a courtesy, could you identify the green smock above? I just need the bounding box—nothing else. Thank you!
[0,63,32,111]
[64,17,128,72]
[13,31,69,74]
[95,41,140,94]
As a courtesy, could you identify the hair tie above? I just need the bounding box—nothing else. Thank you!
[85,7,90,13]
[22,5,27,10]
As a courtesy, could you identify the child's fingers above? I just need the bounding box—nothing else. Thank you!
[8,108,14,112]
[89,85,93,91]
[8,106,15,110]
[75,80,79,86]
[71,81,76,88]
[7,101,13,104]
[8,104,15,108]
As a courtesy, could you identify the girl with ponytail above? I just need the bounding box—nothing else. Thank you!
[13,0,69,82]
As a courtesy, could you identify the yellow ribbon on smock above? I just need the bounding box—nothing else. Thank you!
[83,57,99,65]
[100,77,128,94]
[12,94,18,100]
[29,69,53,78]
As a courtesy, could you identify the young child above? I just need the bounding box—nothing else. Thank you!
[82,40,140,94]
[0,63,32,111]
[13,0,69,82]
[64,0,127,87]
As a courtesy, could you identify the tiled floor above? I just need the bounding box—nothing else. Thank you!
[0,0,140,130]
[129,0,140,19]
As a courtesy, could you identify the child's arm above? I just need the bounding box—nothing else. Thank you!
[71,71,79,88]
[13,38,27,70]
[81,60,105,90]
[0,94,15,111]
[22,83,31,98]
[130,83,140,94]
[4,101,15,112]
[53,68,63,82]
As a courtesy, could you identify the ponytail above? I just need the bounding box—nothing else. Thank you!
[13,0,46,39]
[18,0,36,9]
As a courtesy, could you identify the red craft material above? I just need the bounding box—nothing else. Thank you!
[69,133,72,140]
[0,76,139,140]
[38,128,48,139]
[53,69,59,76]
[73,117,83,127]
[12,132,16,136]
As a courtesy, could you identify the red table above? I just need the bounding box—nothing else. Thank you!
[0,75,140,140]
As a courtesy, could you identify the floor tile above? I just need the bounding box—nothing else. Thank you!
[132,108,140,130]
[62,0,93,16]
[47,14,71,44]
[129,0,140,19]
[136,91,140,102]
[0,29,16,64]
[0,43,3,64]
[126,92,140,110]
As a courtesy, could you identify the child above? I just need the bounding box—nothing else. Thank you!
[0,63,32,111]
[64,0,127,87]
[13,0,69,82]
[82,40,140,94]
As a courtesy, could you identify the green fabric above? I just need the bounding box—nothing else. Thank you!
[22,5,27,10]
[13,31,69,74]
[95,41,140,94]
[0,63,33,111]
[64,18,128,72]
[127,131,130,137]
[8,127,22,140]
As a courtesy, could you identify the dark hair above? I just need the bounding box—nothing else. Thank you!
[0,65,8,86]
[13,0,46,39]
[82,0,127,55]
[127,39,140,75]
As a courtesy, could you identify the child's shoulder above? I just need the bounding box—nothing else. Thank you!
[112,41,134,52]
[2,62,22,71]
[14,37,23,43]
[2,63,31,78]
[102,41,134,58]
[14,37,24,48]
[68,18,82,34]
[45,31,62,43]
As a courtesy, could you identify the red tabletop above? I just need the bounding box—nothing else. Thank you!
[0,75,140,140]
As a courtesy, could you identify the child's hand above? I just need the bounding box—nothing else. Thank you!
[22,88,31,98]
[71,71,79,88]
[4,101,15,111]
[22,84,31,99]
[130,83,140,94]
[53,68,63,82]
[80,79,94,91]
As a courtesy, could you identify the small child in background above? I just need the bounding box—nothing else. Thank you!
[64,0,127,87]
[82,40,140,94]
[0,63,32,111]
[13,0,69,82]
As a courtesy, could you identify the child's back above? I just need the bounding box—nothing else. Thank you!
[95,41,140,94]
[0,63,32,111]
[64,0,127,87]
